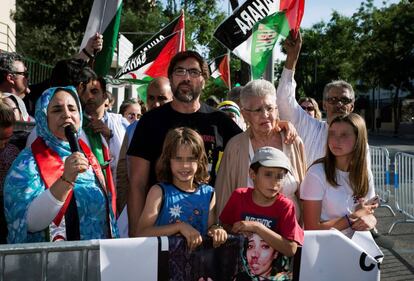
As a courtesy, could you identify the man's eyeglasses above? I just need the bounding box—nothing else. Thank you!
[301,105,315,112]
[173,68,202,78]
[243,105,276,115]
[10,71,29,79]
[326,97,353,105]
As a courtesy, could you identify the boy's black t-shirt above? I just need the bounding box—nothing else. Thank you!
[127,102,242,186]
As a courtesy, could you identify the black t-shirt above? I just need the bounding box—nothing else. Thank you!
[127,102,242,186]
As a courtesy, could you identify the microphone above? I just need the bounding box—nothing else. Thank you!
[64,125,81,153]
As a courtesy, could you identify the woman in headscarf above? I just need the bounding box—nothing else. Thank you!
[4,86,118,243]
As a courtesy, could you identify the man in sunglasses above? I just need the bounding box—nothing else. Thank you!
[0,52,30,99]
[0,52,32,122]
[277,32,393,248]
[276,32,355,166]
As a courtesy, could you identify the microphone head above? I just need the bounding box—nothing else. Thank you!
[64,124,77,136]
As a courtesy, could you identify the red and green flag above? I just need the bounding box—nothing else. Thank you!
[214,0,305,78]
[115,11,185,80]
[209,54,231,89]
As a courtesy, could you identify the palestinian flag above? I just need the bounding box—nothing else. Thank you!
[80,0,123,76]
[209,54,231,89]
[214,0,304,69]
[115,11,185,79]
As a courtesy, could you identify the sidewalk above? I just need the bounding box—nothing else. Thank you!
[375,199,414,280]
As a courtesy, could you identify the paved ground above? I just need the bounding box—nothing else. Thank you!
[368,133,414,280]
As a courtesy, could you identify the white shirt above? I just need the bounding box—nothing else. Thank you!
[300,163,375,236]
[276,68,328,166]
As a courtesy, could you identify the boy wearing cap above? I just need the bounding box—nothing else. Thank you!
[219,146,303,257]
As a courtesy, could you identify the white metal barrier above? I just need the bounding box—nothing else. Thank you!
[388,152,414,234]
[369,146,395,216]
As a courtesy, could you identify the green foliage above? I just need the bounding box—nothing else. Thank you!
[202,78,228,102]
[15,0,226,64]
[291,12,359,101]
[278,0,414,106]
[14,0,92,63]
[280,0,414,132]
[120,3,169,50]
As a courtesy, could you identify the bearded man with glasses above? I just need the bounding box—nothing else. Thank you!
[126,51,242,237]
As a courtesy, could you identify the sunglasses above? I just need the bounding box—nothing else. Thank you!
[326,97,353,105]
[301,105,315,112]
[11,71,29,79]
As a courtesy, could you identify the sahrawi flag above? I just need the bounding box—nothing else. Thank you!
[209,54,231,89]
[214,0,304,78]
[81,0,123,76]
[251,11,290,78]
[115,11,185,79]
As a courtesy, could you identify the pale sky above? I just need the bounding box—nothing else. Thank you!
[218,0,400,59]
[220,0,400,27]
[299,0,399,28]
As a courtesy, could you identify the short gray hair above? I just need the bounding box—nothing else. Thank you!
[0,52,23,84]
[323,80,355,100]
[240,79,276,108]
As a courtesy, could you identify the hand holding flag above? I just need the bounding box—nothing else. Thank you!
[283,30,302,70]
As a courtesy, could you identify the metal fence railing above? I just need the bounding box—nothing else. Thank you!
[388,152,414,234]
[0,240,100,281]
[369,146,395,216]
[23,57,53,84]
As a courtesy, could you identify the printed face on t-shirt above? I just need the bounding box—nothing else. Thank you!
[246,232,278,276]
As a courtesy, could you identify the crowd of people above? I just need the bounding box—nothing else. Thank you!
[0,31,380,279]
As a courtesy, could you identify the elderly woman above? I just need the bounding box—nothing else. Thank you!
[215,80,306,219]
[298,97,322,120]
[4,86,118,243]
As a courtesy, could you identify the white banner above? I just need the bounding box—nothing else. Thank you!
[299,230,383,281]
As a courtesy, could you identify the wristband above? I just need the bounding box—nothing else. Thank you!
[82,48,95,60]
[344,214,353,227]
[60,175,75,187]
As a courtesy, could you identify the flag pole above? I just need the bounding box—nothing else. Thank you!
[178,10,184,52]
[92,0,108,69]
[263,52,274,83]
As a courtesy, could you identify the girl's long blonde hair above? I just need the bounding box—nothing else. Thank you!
[319,113,369,198]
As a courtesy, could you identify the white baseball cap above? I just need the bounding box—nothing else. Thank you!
[251,146,292,174]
